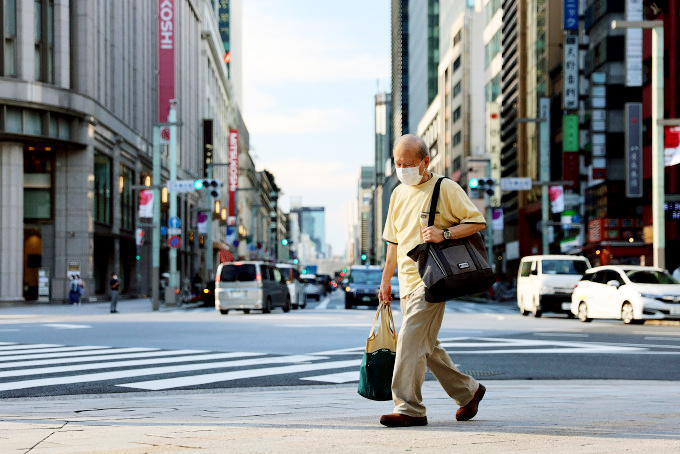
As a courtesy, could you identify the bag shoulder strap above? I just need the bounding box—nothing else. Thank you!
[427,177,446,227]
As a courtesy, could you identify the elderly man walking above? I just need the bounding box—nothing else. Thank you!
[378,134,487,427]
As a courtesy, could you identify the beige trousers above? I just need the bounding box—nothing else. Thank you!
[391,285,478,417]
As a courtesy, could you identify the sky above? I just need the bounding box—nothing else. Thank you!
[242,0,391,258]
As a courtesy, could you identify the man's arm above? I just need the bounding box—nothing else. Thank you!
[421,223,485,243]
[379,242,398,305]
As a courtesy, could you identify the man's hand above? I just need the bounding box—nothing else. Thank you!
[379,280,393,305]
[421,226,445,243]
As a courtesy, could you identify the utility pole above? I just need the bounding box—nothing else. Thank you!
[168,100,178,304]
[152,127,161,310]
[539,97,551,255]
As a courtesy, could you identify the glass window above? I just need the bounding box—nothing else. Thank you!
[5,106,22,133]
[3,0,17,76]
[349,269,382,284]
[219,264,257,282]
[34,0,54,83]
[453,81,461,97]
[541,260,589,275]
[24,110,42,135]
[453,56,461,72]
[94,152,112,224]
[485,29,501,68]
[272,268,282,283]
[626,270,677,285]
[24,148,53,220]
[520,261,533,277]
[453,107,461,123]
[453,131,462,146]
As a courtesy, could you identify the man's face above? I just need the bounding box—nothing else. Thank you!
[393,145,428,171]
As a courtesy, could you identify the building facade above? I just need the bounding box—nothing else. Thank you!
[0,0,247,303]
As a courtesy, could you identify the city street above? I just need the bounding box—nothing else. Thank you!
[1,291,678,399]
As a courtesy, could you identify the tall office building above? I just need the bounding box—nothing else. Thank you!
[408,0,440,132]
[0,0,245,302]
[391,0,409,143]
[290,207,326,260]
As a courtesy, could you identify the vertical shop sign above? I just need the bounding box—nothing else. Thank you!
[625,103,643,197]
[625,0,643,86]
[563,0,578,30]
[158,0,175,122]
[228,129,239,225]
[563,36,579,109]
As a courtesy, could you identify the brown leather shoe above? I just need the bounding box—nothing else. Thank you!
[456,384,486,421]
[380,413,428,427]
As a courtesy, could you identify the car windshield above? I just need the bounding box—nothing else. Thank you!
[626,270,678,285]
[350,270,383,284]
[220,264,257,282]
[541,260,588,275]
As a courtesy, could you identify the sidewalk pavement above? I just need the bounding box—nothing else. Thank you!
[2,380,679,453]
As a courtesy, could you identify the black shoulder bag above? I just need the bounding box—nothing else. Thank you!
[406,177,496,302]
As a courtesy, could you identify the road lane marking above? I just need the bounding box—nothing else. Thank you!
[0,346,110,357]
[41,324,92,329]
[534,333,589,337]
[301,371,359,383]
[0,344,61,351]
[0,347,157,362]
[0,349,208,369]
[0,355,323,392]
[645,337,680,341]
[118,359,360,390]
[0,352,265,378]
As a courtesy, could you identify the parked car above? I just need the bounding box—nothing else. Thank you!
[345,265,382,309]
[571,265,680,324]
[517,255,591,317]
[390,275,400,300]
[300,274,323,300]
[316,273,333,295]
[215,261,291,314]
[276,263,306,309]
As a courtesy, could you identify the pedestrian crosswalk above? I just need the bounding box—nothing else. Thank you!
[0,342,361,396]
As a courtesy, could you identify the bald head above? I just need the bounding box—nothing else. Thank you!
[394,134,429,160]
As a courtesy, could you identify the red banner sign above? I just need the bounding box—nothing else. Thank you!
[158,0,175,123]
[228,129,239,225]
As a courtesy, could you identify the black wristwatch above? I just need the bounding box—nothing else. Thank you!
[443,229,451,240]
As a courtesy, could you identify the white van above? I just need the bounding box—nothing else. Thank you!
[276,263,306,309]
[517,255,591,317]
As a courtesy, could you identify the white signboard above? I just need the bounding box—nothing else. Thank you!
[626,0,643,86]
[501,177,533,191]
[167,179,196,193]
[563,35,579,109]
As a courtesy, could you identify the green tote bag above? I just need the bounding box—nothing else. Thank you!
[358,300,398,401]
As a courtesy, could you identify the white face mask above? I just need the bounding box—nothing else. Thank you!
[396,162,424,186]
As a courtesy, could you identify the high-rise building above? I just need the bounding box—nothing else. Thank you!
[391,0,409,143]
[408,0,440,132]
[0,0,246,303]
[290,207,326,260]
[373,93,393,262]
[358,167,375,263]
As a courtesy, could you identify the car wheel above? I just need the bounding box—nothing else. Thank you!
[621,302,635,325]
[243,309,250,314]
[518,299,529,316]
[532,298,542,318]
[263,298,272,314]
[219,309,229,315]
[293,303,299,310]
[578,302,592,322]
[283,297,291,313]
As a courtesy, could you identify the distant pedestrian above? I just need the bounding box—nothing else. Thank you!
[68,276,79,304]
[673,266,680,283]
[110,273,120,313]
[378,134,487,427]
[76,275,84,305]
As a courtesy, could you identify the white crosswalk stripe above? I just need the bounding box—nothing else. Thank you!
[0,343,355,393]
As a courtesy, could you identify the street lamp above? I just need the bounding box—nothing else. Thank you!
[611,19,665,268]
[516,97,551,254]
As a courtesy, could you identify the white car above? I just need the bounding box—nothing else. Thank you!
[571,265,680,324]
[300,274,323,301]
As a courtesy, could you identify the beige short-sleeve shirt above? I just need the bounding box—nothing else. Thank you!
[383,174,486,297]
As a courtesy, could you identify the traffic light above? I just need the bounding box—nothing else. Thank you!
[281,239,289,246]
[293,258,299,265]
[194,179,222,197]
[476,178,496,197]
[135,228,144,246]
[360,253,367,264]
[468,178,480,198]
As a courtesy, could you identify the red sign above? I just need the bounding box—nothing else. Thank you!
[228,129,239,224]
[158,0,175,123]
[563,152,578,190]
[168,236,181,249]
